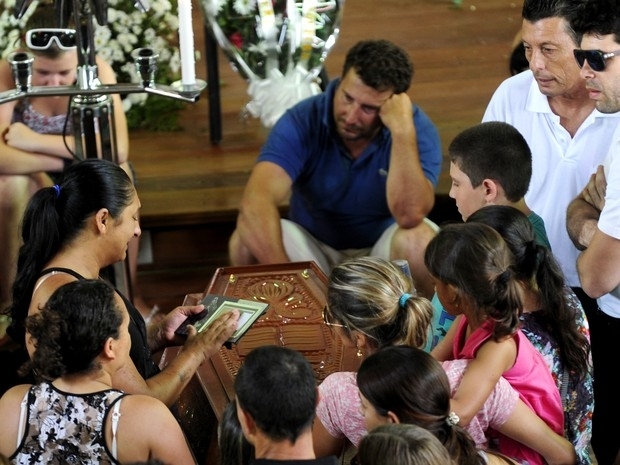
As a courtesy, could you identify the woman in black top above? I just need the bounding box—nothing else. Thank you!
[6,158,238,406]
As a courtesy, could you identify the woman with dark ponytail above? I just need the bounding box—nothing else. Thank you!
[10,158,136,348]
[427,223,564,465]
[5,158,239,406]
[467,205,593,465]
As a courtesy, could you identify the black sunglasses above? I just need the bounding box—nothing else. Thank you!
[574,48,620,72]
[26,28,77,51]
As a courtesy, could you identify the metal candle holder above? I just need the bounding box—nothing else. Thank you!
[1,0,206,162]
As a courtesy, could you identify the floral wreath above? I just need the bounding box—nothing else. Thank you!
[203,0,343,126]
[0,0,185,131]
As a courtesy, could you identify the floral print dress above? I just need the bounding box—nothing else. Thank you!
[520,288,594,465]
[11,382,124,465]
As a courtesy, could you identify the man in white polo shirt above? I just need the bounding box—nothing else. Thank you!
[482,0,620,308]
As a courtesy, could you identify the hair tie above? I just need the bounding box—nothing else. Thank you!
[495,268,515,288]
[53,184,61,198]
[399,293,413,309]
[446,411,460,427]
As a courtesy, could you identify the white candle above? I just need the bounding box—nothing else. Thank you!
[178,0,196,86]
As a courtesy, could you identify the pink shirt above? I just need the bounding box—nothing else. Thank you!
[316,359,518,449]
[453,317,564,464]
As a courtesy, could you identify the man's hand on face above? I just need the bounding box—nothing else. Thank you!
[378,92,415,135]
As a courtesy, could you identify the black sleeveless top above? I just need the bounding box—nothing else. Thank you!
[38,268,160,380]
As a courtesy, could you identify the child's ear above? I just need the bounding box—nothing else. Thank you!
[448,284,460,305]
[481,178,500,202]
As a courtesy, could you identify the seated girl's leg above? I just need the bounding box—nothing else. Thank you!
[0,173,50,311]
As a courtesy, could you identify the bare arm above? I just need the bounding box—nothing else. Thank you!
[0,62,65,173]
[112,311,238,407]
[573,160,620,298]
[582,165,606,211]
[497,400,576,465]
[450,338,516,426]
[0,128,66,173]
[567,197,600,250]
[232,161,292,264]
[380,93,435,227]
[312,417,346,458]
[116,395,196,464]
[577,228,620,298]
[4,122,76,159]
[0,385,30,458]
[567,181,603,251]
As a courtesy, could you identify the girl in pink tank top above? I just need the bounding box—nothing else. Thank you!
[424,223,566,465]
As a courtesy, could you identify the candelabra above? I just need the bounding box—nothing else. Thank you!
[5,0,204,160]
[2,0,206,297]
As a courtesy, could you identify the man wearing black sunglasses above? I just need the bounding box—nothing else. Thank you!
[566,1,620,464]
[483,0,620,328]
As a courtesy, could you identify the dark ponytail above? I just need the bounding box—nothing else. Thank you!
[424,222,522,340]
[8,159,134,345]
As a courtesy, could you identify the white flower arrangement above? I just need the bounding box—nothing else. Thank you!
[202,0,343,126]
[0,0,186,130]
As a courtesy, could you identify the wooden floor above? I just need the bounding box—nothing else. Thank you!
[130,0,524,311]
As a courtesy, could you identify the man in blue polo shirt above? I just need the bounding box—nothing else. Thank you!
[228,39,442,297]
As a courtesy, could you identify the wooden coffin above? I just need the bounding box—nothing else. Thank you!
[159,261,358,464]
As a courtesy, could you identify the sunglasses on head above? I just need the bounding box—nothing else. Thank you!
[26,28,77,51]
[574,48,620,72]
[322,306,348,329]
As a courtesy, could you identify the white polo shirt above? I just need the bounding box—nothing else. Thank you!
[597,125,620,317]
[483,70,620,287]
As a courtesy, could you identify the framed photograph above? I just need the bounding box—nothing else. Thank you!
[190,294,269,345]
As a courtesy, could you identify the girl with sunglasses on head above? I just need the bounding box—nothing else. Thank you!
[314,256,575,465]
[0,1,152,319]
[0,2,125,166]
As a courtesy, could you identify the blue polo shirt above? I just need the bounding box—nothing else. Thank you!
[258,79,442,250]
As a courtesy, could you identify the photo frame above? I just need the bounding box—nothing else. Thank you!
[177,294,268,345]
